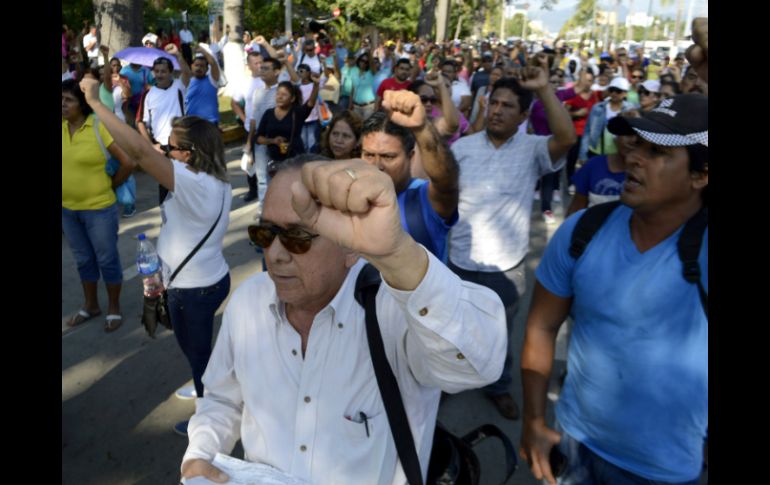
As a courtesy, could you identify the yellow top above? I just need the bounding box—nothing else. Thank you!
[62,114,117,210]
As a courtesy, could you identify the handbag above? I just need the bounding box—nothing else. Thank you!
[318,95,333,127]
[354,264,518,485]
[140,190,226,338]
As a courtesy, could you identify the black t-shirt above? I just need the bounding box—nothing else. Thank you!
[256,104,312,162]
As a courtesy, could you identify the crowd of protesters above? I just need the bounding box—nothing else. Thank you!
[63,14,708,485]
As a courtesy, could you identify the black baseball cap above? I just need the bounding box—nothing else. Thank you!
[608,94,708,147]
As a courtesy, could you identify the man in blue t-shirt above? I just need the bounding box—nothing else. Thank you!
[360,92,459,262]
[185,48,221,125]
[520,94,708,484]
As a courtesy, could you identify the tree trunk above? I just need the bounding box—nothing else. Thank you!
[472,1,487,39]
[436,0,450,43]
[673,0,684,47]
[417,0,437,40]
[93,0,143,54]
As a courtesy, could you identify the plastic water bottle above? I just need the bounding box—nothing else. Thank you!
[137,233,164,297]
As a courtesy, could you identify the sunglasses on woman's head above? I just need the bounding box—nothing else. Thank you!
[247,223,319,254]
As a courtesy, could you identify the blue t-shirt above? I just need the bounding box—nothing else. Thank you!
[571,155,626,207]
[120,65,155,96]
[536,204,707,482]
[397,178,458,263]
[185,76,220,124]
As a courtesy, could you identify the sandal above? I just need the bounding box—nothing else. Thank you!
[104,314,123,333]
[67,309,102,327]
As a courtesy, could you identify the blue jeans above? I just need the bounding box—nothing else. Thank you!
[167,273,231,397]
[448,260,526,395]
[301,120,320,153]
[553,429,700,485]
[62,204,123,284]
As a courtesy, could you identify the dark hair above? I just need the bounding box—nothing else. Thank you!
[686,144,708,205]
[297,63,311,72]
[408,80,429,95]
[489,77,533,112]
[361,111,416,155]
[440,59,457,70]
[395,58,412,69]
[171,116,228,183]
[320,110,364,159]
[277,80,302,107]
[661,80,682,95]
[247,50,263,59]
[152,57,174,71]
[265,58,282,70]
[61,78,92,116]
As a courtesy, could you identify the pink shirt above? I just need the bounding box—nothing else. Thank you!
[431,106,469,146]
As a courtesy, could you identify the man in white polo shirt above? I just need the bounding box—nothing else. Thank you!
[179,23,195,65]
[83,25,99,69]
[449,69,576,420]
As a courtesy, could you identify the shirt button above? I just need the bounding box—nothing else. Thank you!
[300,445,307,452]
[419,307,428,316]
[291,349,298,356]
[304,396,311,403]
[456,352,465,360]
[338,322,344,329]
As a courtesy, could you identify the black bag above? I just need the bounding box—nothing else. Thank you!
[141,291,172,338]
[140,192,226,338]
[355,264,518,485]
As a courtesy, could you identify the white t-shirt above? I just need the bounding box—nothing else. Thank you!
[112,85,126,122]
[232,75,266,123]
[450,79,471,109]
[298,81,324,122]
[141,79,187,145]
[449,131,565,272]
[83,33,98,59]
[295,52,323,75]
[158,160,232,289]
[179,29,194,44]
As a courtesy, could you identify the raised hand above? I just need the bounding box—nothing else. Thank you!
[518,66,549,91]
[424,68,442,87]
[79,75,101,104]
[254,35,267,45]
[165,44,180,56]
[291,160,408,258]
[382,90,426,129]
[685,17,708,83]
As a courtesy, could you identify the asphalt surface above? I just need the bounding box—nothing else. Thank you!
[61,144,706,484]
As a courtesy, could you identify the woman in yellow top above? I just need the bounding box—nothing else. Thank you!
[62,79,135,331]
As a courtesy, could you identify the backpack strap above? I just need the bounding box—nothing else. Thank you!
[677,206,708,318]
[403,182,436,257]
[177,86,185,116]
[569,201,622,259]
[354,264,425,485]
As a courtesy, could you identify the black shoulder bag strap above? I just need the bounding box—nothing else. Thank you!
[177,87,185,116]
[569,200,622,259]
[167,189,226,286]
[403,183,435,257]
[677,206,708,318]
[354,264,425,485]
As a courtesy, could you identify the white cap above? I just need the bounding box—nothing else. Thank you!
[609,76,630,91]
[591,83,608,92]
[142,33,158,46]
[640,79,661,93]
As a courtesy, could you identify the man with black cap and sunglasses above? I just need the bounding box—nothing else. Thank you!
[520,93,708,485]
[180,156,506,484]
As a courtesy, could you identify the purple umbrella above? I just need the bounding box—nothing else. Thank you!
[114,47,180,70]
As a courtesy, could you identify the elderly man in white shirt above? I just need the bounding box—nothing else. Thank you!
[448,68,576,421]
[180,153,507,484]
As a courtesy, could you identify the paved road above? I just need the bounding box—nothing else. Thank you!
[64,145,703,484]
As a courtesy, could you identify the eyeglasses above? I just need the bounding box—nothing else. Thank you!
[607,87,624,94]
[631,75,643,79]
[161,144,192,156]
[247,223,319,254]
[420,95,438,104]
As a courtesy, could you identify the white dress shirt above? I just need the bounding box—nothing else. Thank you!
[449,131,565,272]
[183,252,506,484]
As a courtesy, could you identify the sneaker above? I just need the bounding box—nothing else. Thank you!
[243,192,258,203]
[568,184,576,195]
[543,210,556,225]
[175,385,197,400]
[173,420,189,437]
[553,190,562,203]
[122,205,136,218]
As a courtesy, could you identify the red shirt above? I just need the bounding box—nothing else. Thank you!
[376,77,412,99]
[564,92,600,136]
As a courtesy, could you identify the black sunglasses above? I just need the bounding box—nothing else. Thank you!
[631,75,643,79]
[420,95,438,104]
[247,223,319,254]
[639,88,656,96]
[161,144,192,156]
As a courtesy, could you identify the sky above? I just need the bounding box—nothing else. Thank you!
[522,0,709,34]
